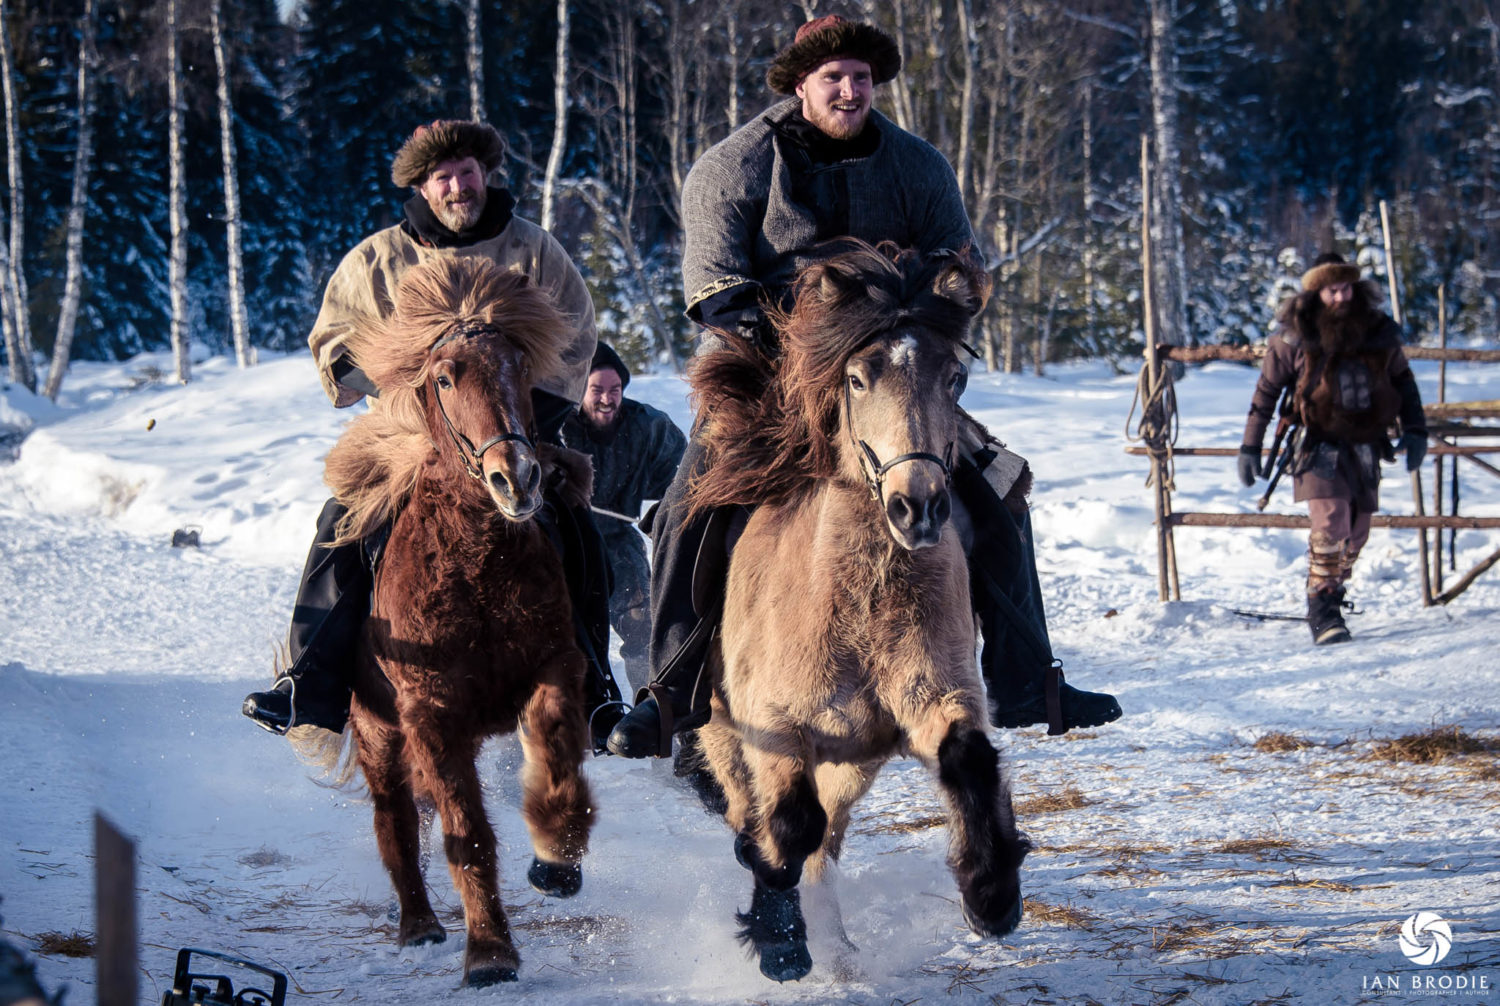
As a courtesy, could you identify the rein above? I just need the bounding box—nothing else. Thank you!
[842,376,954,505]
[430,324,535,481]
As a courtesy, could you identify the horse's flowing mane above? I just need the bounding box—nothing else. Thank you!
[324,257,571,544]
[687,240,989,514]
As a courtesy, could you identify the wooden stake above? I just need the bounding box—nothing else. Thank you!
[1140,134,1170,603]
[1411,468,1433,606]
[95,812,137,1006]
[1379,200,1403,327]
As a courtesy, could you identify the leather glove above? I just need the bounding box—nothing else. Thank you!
[1401,431,1428,472]
[1237,445,1261,487]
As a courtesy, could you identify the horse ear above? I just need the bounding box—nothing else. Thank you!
[932,259,990,318]
[810,262,861,305]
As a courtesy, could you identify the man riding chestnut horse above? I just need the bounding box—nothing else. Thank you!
[242,120,625,746]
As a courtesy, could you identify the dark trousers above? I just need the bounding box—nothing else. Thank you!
[645,441,1057,724]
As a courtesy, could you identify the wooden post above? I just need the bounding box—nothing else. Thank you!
[1140,134,1171,602]
[1379,199,1403,327]
[95,813,137,1006]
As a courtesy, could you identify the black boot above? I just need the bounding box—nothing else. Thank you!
[1307,586,1352,645]
[242,498,368,735]
[608,440,723,758]
[955,459,1121,735]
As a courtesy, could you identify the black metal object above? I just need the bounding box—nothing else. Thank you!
[160,948,286,1006]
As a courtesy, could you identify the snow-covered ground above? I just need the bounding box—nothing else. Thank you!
[2,350,1497,1005]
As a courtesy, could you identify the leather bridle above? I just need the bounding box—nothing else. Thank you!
[842,373,954,505]
[429,324,535,481]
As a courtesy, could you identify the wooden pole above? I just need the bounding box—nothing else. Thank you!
[1411,468,1433,606]
[1379,199,1403,327]
[1140,134,1171,603]
[95,813,137,1006]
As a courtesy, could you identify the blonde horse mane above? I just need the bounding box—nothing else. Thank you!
[323,257,571,545]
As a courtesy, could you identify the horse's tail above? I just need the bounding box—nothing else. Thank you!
[268,645,364,790]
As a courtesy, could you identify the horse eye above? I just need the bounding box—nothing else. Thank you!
[951,371,967,396]
[436,374,453,390]
[848,374,865,392]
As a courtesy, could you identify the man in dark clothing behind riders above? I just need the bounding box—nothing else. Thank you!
[560,344,687,694]
[1239,251,1426,644]
[606,14,1122,759]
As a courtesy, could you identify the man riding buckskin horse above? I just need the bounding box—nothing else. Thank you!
[242,120,624,743]
[607,14,1123,758]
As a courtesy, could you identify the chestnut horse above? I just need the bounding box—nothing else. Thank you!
[321,257,595,987]
[687,242,1031,982]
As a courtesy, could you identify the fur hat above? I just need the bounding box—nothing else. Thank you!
[390,120,508,188]
[1301,252,1361,293]
[766,15,901,95]
[590,342,630,389]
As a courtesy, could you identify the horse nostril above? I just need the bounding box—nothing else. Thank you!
[488,470,511,497]
[886,493,916,529]
[523,462,540,495]
[932,491,951,526]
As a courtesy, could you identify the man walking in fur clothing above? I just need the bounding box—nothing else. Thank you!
[242,120,624,741]
[607,14,1122,758]
[1239,252,1427,644]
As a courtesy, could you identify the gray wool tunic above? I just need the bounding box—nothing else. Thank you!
[681,98,976,316]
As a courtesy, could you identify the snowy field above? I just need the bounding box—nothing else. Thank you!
[2,348,1498,1005]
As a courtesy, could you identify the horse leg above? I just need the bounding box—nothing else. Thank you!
[735,740,827,982]
[404,732,518,987]
[516,670,595,898]
[801,760,882,957]
[352,713,444,947]
[908,712,1030,938]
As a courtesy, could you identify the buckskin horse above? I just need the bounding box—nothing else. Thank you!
[687,240,1031,981]
[320,257,595,987]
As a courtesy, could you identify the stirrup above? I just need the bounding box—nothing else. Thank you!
[243,675,297,736]
[588,700,631,757]
[1043,661,1065,737]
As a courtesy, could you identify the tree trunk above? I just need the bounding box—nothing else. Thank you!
[0,0,35,392]
[44,0,98,399]
[465,0,484,121]
[1081,77,1097,352]
[212,0,251,369]
[724,7,739,131]
[168,0,190,382]
[954,0,977,204]
[1148,0,1189,348]
[540,0,569,233]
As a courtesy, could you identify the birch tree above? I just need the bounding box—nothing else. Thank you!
[168,0,190,382]
[44,0,99,400]
[212,0,251,368]
[464,0,484,121]
[0,0,34,391]
[1147,0,1189,348]
[541,0,569,232]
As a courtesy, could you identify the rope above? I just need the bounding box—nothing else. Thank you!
[1125,358,1179,491]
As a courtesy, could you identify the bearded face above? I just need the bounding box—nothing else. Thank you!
[1314,285,1373,355]
[795,58,874,140]
[419,156,488,232]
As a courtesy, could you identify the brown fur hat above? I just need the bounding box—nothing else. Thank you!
[390,120,508,188]
[1301,252,1361,293]
[766,15,901,95]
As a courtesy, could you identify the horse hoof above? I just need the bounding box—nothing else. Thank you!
[733,832,755,871]
[963,894,1022,938]
[398,920,447,947]
[758,940,812,982]
[528,857,582,898]
[463,964,519,988]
